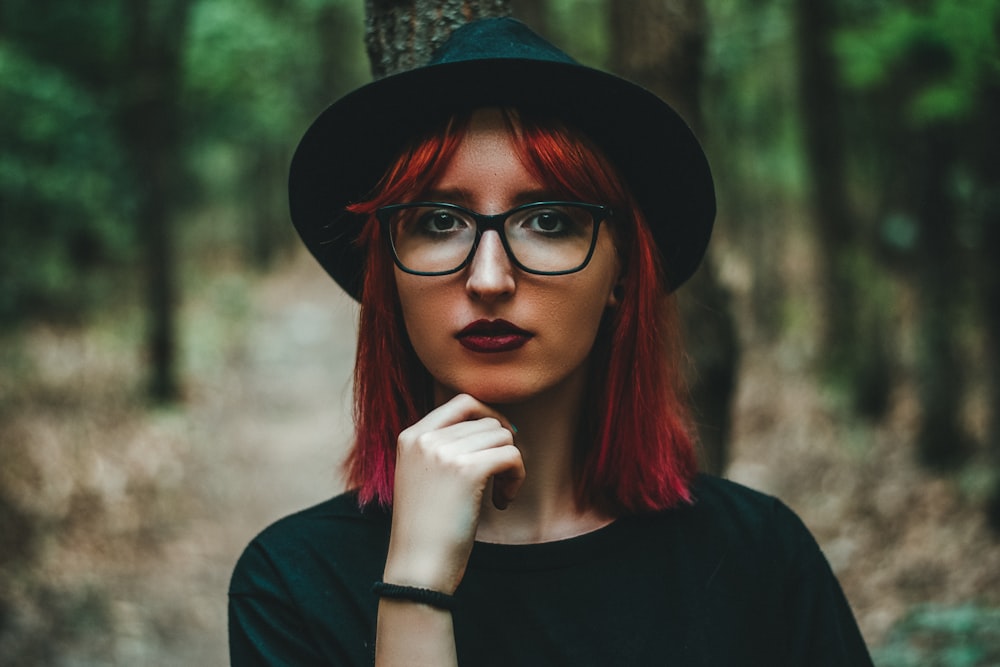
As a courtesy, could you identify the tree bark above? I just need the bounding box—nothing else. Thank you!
[609,0,738,475]
[117,0,194,402]
[609,0,706,128]
[509,0,548,39]
[984,200,1000,529]
[977,84,1000,532]
[912,126,969,468]
[246,147,291,269]
[871,40,973,470]
[794,0,891,418]
[364,0,510,79]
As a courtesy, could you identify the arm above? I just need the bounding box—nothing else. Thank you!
[375,394,524,666]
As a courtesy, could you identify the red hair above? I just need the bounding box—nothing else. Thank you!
[345,109,696,512]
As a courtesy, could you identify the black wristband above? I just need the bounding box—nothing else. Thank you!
[372,582,457,611]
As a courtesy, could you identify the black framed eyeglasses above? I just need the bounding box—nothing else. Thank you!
[376,201,612,276]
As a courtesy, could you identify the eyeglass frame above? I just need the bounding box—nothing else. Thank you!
[375,201,613,277]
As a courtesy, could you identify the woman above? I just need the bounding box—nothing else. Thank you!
[229,18,873,666]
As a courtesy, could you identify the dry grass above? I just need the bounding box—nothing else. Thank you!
[727,345,1000,647]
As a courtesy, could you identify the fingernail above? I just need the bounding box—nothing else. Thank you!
[510,424,518,434]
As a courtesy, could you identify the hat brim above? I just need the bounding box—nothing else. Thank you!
[289,57,715,300]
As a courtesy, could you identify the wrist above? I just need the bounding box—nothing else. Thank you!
[382,558,460,595]
[373,582,457,611]
[383,537,467,594]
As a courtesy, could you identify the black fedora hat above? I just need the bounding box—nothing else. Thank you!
[289,17,715,300]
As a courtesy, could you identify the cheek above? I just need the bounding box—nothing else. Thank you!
[542,288,605,327]
[566,247,620,330]
[531,275,614,362]
[397,281,431,340]
[395,274,457,373]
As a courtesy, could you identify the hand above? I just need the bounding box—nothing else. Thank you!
[383,394,525,595]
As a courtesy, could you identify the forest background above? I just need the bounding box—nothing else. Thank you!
[1,0,999,664]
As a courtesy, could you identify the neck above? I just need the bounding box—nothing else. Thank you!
[439,365,616,544]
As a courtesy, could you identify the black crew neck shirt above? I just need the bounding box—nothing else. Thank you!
[229,475,873,666]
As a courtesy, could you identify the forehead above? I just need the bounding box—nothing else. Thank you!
[426,109,548,208]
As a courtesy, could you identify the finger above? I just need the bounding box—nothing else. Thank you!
[461,447,525,510]
[428,419,515,457]
[433,417,509,443]
[411,394,515,435]
[397,418,512,465]
[455,444,523,489]
[491,469,526,510]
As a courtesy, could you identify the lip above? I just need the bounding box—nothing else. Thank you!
[455,319,534,353]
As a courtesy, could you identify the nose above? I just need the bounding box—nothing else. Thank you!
[465,230,516,300]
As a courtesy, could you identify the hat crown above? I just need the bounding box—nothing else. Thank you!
[430,17,578,66]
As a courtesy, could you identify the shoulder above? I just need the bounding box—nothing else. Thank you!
[252,490,385,540]
[229,490,390,595]
[677,479,873,664]
[228,492,388,664]
[683,473,813,543]
[688,473,777,512]
[688,473,790,515]
[659,474,823,582]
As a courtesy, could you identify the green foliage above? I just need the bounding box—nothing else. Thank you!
[183,0,364,141]
[705,0,805,198]
[181,0,366,260]
[836,0,1000,126]
[544,0,610,68]
[873,605,1000,667]
[0,42,135,322]
[0,0,368,322]
[0,1,127,85]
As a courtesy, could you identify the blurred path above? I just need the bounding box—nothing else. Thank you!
[134,255,358,664]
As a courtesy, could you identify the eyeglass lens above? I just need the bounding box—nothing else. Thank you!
[386,203,597,274]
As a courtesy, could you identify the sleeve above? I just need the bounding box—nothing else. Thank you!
[228,541,328,667]
[772,501,875,667]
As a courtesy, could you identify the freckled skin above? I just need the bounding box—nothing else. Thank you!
[395,109,620,407]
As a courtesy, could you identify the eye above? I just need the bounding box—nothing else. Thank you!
[513,207,589,238]
[525,211,568,233]
[417,209,470,234]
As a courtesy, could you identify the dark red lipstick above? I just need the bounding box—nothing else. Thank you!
[456,319,533,353]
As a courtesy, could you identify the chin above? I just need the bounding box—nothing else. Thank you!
[468,388,535,407]
[436,368,570,407]
[439,381,533,406]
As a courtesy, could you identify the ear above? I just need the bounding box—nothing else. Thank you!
[606,253,625,307]
[607,283,624,308]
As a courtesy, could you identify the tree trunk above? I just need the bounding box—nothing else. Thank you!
[510,0,548,39]
[978,85,1000,532]
[985,198,1000,530]
[912,126,970,468]
[609,0,706,128]
[246,147,292,269]
[793,0,891,418]
[117,0,194,402]
[609,0,738,475]
[364,0,510,79]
